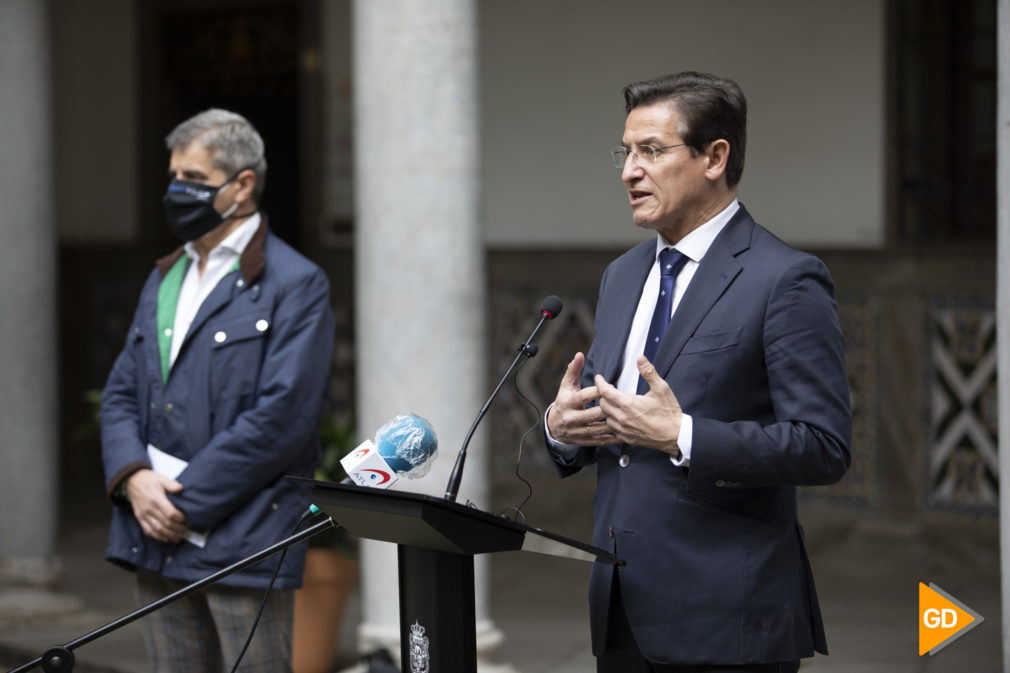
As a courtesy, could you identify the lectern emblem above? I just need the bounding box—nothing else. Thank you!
[409,621,430,673]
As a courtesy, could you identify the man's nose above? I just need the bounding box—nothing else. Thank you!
[621,154,645,182]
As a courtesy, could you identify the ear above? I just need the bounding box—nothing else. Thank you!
[233,169,257,205]
[703,139,730,183]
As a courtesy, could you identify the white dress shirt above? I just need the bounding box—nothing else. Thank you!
[169,213,260,366]
[547,200,739,466]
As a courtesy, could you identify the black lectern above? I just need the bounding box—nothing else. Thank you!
[297,479,620,673]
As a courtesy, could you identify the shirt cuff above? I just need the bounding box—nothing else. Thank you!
[544,403,583,464]
[669,413,692,467]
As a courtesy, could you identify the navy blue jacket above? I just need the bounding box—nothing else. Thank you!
[548,206,851,665]
[100,220,335,589]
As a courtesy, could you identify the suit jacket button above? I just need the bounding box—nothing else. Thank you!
[715,479,726,487]
[618,455,630,468]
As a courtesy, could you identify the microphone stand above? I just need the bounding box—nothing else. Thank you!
[8,517,335,673]
[443,313,550,502]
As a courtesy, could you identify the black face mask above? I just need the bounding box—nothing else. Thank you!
[163,174,242,242]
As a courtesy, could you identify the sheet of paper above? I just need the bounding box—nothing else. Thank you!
[146,444,187,479]
[146,444,208,549]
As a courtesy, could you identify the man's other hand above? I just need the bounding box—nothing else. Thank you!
[547,352,614,446]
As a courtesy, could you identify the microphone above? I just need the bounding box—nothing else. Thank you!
[539,295,562,320]
[443,295,563,502]
[340,414,439,489]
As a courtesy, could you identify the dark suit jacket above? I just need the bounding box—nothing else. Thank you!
[549,205,851,665]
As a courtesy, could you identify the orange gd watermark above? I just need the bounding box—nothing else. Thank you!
[918,582,984,656]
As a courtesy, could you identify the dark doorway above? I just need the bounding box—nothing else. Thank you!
[891,0,997,244]
[137,0,304,253]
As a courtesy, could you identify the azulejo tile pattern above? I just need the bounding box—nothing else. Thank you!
[925,300,998,516]
[489,289,599,473]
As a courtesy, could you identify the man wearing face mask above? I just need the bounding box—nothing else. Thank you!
[100,108,335,672]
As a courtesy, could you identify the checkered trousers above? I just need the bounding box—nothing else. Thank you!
[135,567,294,673]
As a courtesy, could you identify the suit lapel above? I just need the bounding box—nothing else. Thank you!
[651,207,754,380]
[597,242,655,382]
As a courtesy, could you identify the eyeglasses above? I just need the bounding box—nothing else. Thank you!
[611,143,688,169]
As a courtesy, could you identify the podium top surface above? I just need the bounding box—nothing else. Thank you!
[288,477,620,563]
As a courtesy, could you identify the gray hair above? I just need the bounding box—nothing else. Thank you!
[166,108,268,203]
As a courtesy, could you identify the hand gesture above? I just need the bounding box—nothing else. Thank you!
[595,355,683,456]
[546,352,614,446]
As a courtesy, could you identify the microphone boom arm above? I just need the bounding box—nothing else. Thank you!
[443,314,550,502]
[8,517,335,673]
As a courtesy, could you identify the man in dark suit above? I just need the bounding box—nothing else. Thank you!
[545,72,852,672]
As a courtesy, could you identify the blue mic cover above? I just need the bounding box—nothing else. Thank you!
[373,414,438,478]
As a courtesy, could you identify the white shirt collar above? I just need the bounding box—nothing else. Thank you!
[184,212,261,262]
[655,199,739,264]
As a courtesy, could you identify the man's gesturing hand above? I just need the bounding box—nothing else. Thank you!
[594,355,683,456]
[546,352,614,446]
[125,469,189,543]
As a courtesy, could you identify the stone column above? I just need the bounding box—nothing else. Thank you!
[352,0,509,670]
[0,0,59,582]
[997,0,1010,668]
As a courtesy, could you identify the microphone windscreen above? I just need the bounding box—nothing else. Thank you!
[540,295,563,319]
[373,414,439,478]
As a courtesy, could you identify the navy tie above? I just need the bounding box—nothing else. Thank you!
[638,248,688,394]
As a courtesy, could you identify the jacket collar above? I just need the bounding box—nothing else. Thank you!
[595,204,755,383]
[155,214,268,283]
[649,204,754,379]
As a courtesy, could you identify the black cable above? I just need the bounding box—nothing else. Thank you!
[499,355,541,522]
[227,508,331,673]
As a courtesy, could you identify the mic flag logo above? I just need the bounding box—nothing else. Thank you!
[918,582,983,655]
[340,439,399,489]
[361,469,392,485]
